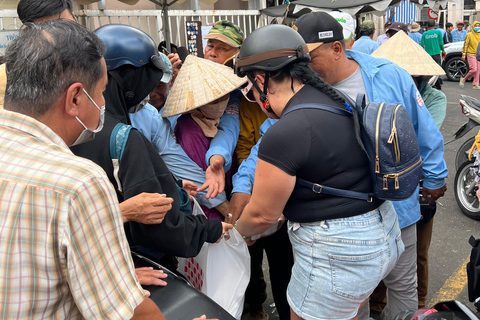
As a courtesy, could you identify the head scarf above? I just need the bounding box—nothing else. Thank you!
[189,94,229,138]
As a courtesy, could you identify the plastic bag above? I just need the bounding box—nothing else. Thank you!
[178,199,250,319]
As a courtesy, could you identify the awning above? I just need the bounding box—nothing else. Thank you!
[261,0,458,18]
[75,0,140,4]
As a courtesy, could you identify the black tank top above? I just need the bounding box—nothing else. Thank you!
[258,84,383,223]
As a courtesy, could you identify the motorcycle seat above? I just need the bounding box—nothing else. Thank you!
[131,251,236,320]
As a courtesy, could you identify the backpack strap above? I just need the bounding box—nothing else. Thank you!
[110,123,133,193]
[110,123,133,163]
[283,103,352,117]
[296,178,374,202]
[283,102,374,202]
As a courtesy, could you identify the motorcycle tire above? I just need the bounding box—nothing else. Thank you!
[456,137,476,171]
[454,161,480,220]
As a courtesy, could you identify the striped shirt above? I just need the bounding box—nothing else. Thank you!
[0,109,145,319]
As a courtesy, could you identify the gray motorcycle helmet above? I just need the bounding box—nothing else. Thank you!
[234,24,311,111]
[234,24,311,77]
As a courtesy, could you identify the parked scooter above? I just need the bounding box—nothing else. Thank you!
[454,160,480,220]
[447,95,480,171]
[453,95,480,220]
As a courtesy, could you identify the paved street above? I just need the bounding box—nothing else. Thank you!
[248,77,480,319]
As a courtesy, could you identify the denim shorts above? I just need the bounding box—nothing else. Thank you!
[286,201,404,320]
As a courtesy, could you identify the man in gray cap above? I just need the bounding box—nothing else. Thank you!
[293,11,448,320]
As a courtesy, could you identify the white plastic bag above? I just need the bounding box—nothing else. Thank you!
[178,199,250,319]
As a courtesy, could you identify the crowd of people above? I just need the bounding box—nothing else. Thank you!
[2,0,473,319]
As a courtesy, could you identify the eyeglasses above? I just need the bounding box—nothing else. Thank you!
[241,82,256,103]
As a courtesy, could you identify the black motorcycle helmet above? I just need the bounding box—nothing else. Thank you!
[234,24,318,113]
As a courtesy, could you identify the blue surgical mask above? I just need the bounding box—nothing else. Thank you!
[71,88,105,146]
[474,27,480,32]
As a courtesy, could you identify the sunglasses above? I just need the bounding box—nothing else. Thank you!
[241,82,256,103]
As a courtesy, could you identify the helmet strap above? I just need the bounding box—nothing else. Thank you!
[247,73,276,115]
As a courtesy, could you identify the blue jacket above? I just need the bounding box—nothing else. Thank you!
[130,103,229,209]
[352,36,380,55]
[346,50,448,229]
[452,29,467,42]
[232,119,277,194]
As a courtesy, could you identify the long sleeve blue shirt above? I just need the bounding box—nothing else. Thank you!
[346,50,448,229]
[351,36,380,55]
[231,119,277,194]
[452,29,467,42]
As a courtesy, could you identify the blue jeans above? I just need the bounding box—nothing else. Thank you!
[286,201,404,320]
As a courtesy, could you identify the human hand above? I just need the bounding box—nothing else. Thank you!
[216,222,233,243]
[182,180,198,198]
[422,185,447,204]
[228,193,251,225]
[168,53,182,70]
[135,267,167,286]
[198,157,225,199]
[168,53,181,84]
[120,193,173,224]
[461,54,466,61]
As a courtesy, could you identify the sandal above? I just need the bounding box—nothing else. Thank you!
[460,78,465,88]
[474,86,480,90]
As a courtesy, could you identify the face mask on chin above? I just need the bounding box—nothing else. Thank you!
[128,95,150,113]
[71,88,105,146]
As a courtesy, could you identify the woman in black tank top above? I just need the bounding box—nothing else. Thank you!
[233,24,403,320]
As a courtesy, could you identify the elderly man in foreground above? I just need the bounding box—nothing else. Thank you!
[0,19,216,320]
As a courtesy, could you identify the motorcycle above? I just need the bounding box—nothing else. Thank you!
[447,94,480,171]
[452,95,480,220]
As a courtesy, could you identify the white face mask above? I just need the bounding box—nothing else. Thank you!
[71,88,105,146]
[128,94,150,113]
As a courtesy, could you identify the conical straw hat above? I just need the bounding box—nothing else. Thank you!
[371,31,445,76]
[162,55,247,117]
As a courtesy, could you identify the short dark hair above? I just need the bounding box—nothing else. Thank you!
[17,0,73,23]
[4,20,106,117]
[446,22,453,28]
[359,27,375,37]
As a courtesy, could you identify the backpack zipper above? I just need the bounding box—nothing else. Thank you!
[375,103,384,173]
[382,158,422,190]
[387,105,401,163]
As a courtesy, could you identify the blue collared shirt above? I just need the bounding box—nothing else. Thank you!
[452,29,467,42]
[346,49,448,229]
[408,32,422,45]
[352,36,380,55]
